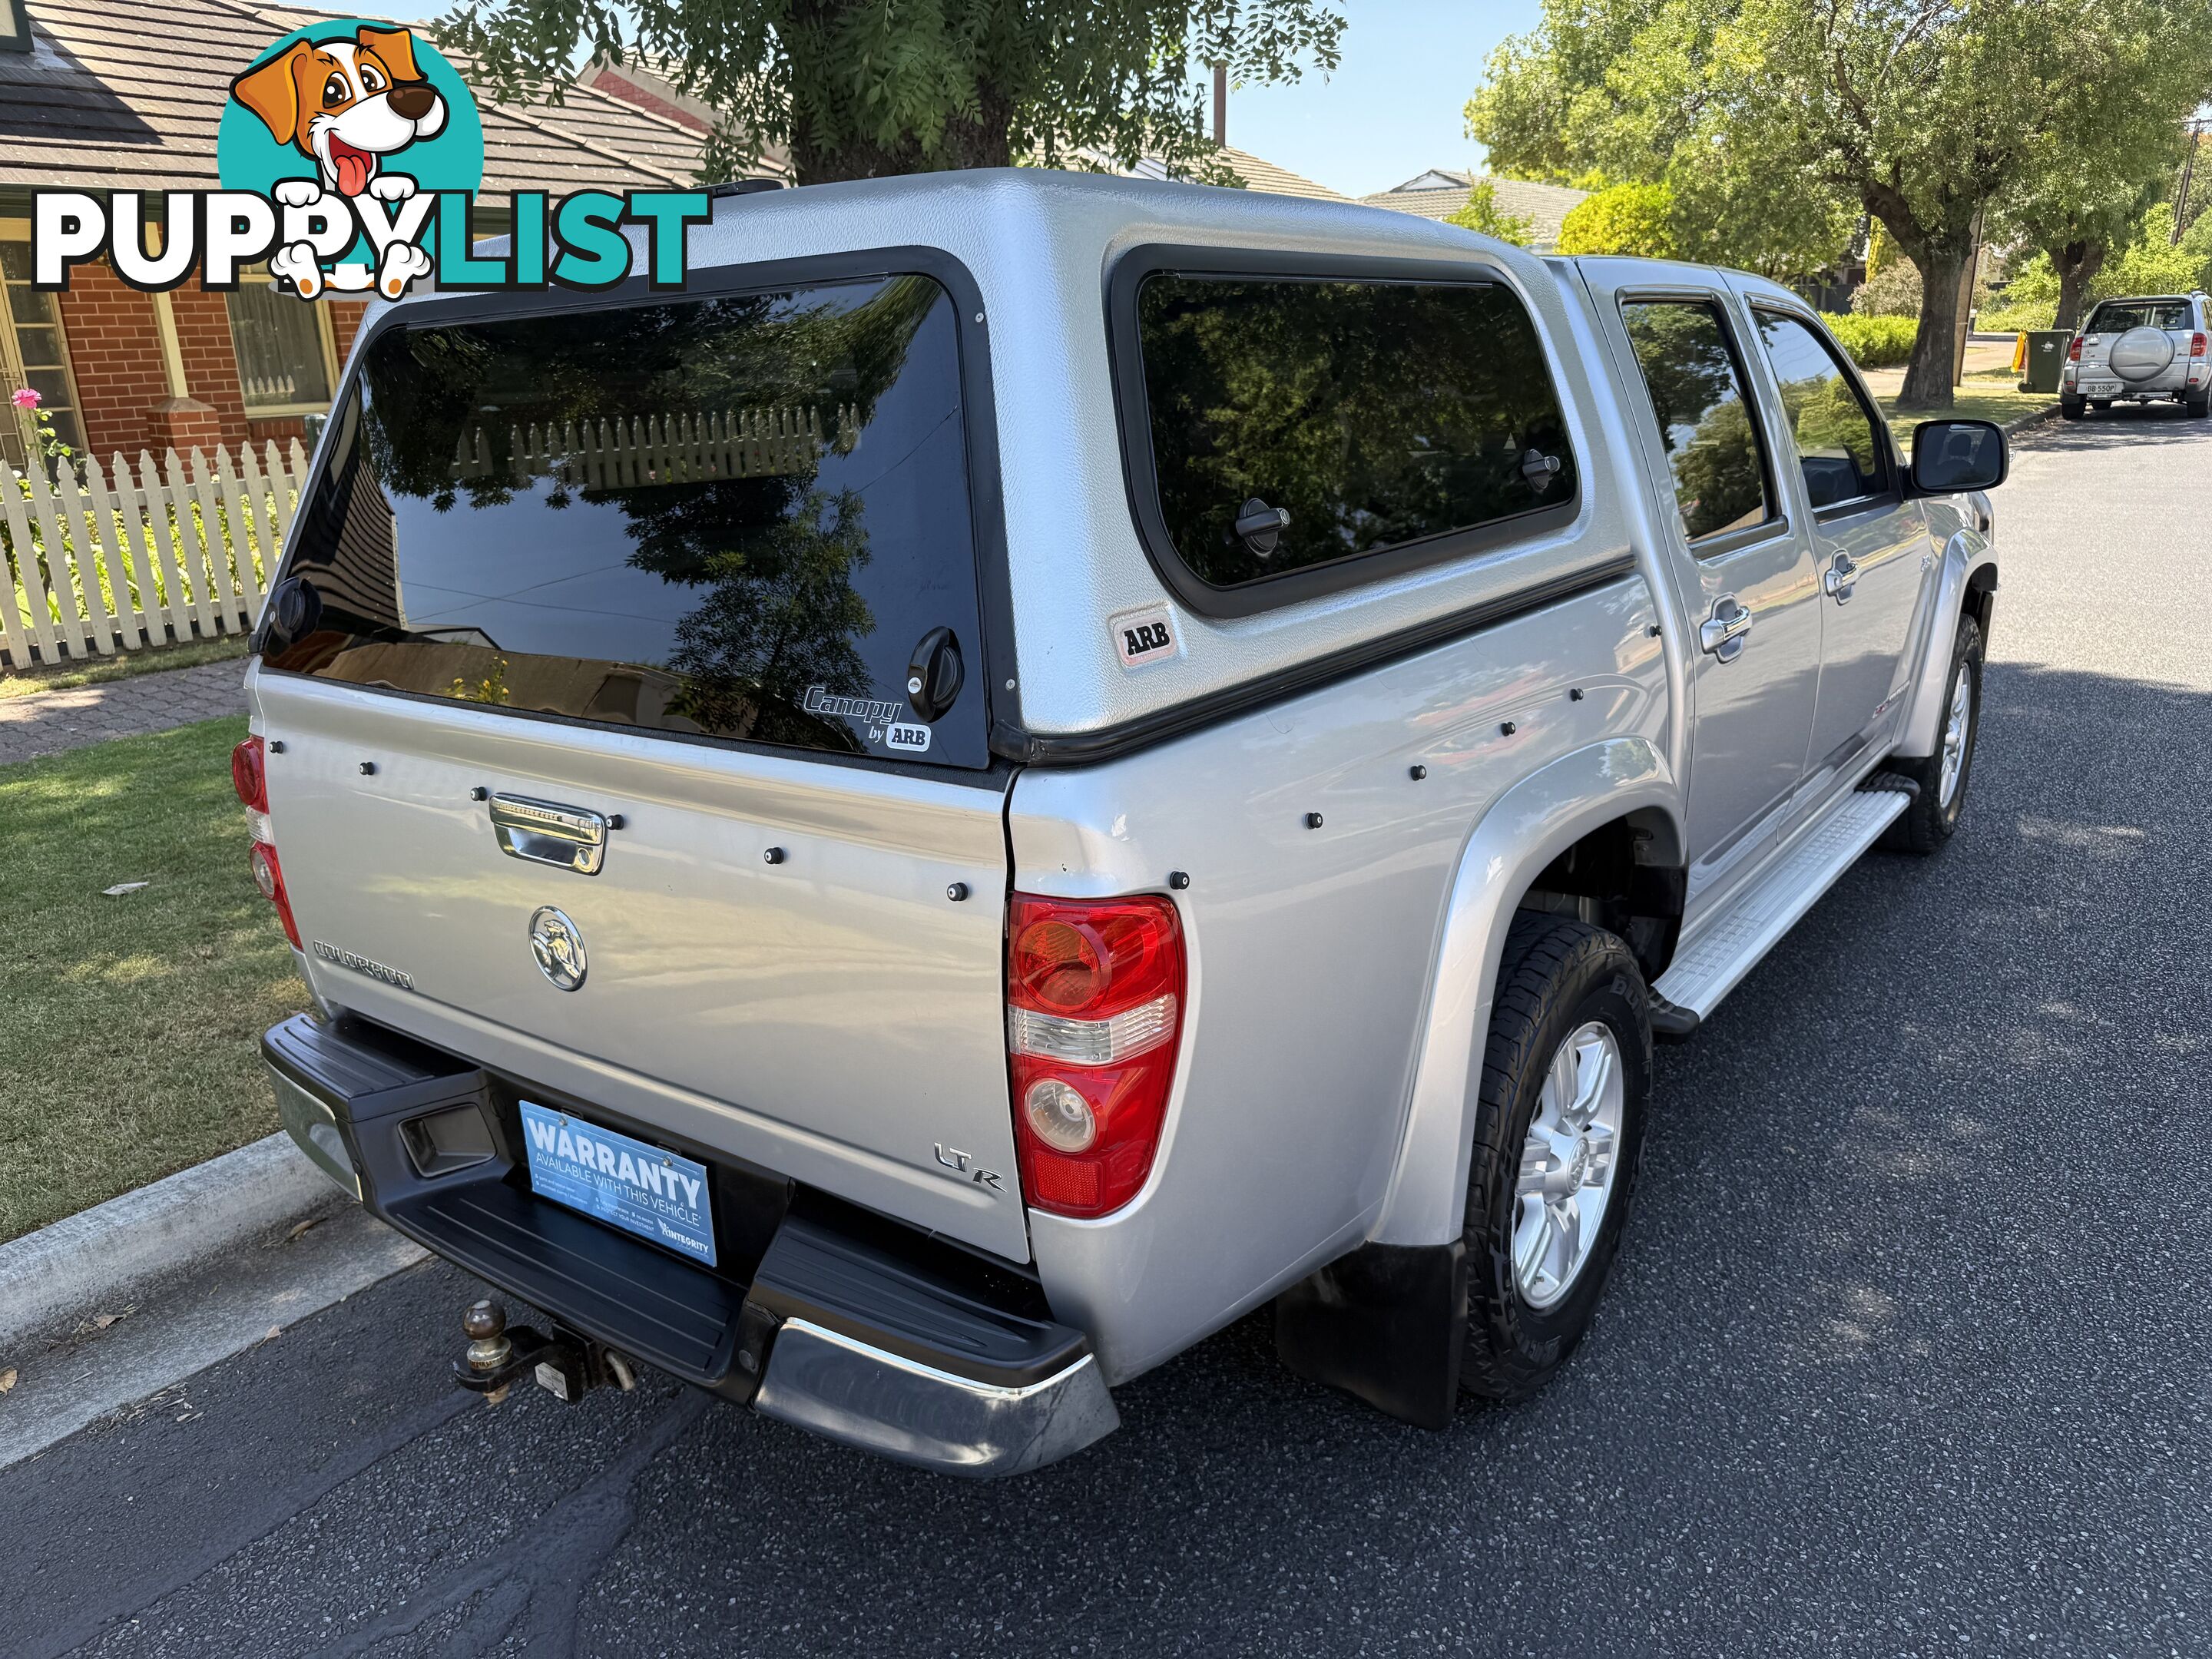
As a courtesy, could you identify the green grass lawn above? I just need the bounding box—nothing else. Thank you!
[1864,367,2055,449]
[0,634,251,701]
[0,715,308,1242]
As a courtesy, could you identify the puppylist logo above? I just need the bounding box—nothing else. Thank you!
[28,21,710,300]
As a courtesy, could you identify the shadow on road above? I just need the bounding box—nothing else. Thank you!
[2016,402,2209,450]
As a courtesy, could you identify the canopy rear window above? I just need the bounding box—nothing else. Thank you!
[263,275,991,769]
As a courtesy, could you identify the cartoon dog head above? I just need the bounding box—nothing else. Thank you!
[231,27,448,198]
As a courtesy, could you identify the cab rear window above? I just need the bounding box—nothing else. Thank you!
[263,276,990,769]
[1131,273,1578,597]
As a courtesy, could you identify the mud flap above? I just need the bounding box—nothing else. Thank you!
[1273,1239,1467,1430]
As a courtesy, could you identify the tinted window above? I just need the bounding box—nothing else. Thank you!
[1620,300,1773,545]
[2086,300,2189,333]
[1753,311,1888,509]
[1134,274,1578,590]
[265,276,990,768]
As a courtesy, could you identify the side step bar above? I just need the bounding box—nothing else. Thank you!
[1654,781,1913,1020]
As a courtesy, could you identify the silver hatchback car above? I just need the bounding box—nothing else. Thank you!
[2061,292,2212,418]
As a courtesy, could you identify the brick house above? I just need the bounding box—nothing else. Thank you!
[0,0,711,472]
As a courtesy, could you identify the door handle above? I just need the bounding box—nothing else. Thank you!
[1699,596,1753,663]
[1823,552,1860,602]
[488,793,609,876]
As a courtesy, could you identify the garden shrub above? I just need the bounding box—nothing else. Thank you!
[1818,312,1916,368]
[1555,183,1677,258]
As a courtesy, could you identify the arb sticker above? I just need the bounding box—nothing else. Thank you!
[1111,604,1180,671]
[886,721,933,753]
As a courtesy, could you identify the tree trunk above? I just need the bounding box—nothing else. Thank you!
[1896,243,1970,412]
[790,102,1014,184]
[2051,240,2105,333]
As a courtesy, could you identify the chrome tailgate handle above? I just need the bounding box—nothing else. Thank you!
[488,794,608,876]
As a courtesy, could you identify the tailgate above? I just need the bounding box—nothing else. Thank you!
[250,267,1028,1260]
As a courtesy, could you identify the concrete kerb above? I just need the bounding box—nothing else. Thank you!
[2002,403,2061,437]
[0,1132,349,1352]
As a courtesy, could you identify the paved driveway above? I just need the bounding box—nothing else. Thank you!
[0,658,247,764]
[8,409,2210,1659]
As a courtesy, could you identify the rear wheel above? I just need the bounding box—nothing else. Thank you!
[1461,918,1651,1402]
[2187,386,2210,418]
[2060,394,2085,421]
[2091,399,2114,410]
[1883,614,1983,855]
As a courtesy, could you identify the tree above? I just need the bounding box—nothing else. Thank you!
[1992,144,2187,332]
[439,0,1346,186]
[1447,180,1535,246]
[1467,0,1860,283]
[1466,0,2212,410]
[1555,181,1677,257]
[1988,202,2212,329]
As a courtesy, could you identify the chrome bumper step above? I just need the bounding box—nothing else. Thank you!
[263,1012,1119,1480]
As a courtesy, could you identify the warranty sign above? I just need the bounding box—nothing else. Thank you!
[519,1102,717,1267]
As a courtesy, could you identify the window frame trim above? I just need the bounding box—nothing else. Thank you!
[227,271,343,419]
[1745,303,1901,522]
[1104,243,1584,621]
[255,244,1022,780]
[1,218,90,466]
[1614,287,1790,561]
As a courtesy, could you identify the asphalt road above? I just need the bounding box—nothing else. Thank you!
[10,408,2211,1659]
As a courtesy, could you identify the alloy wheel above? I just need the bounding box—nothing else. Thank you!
[1939,664,1974,809]
[1512,1021,1626,1310]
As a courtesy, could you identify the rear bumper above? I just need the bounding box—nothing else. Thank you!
[262,1012,1116,1479]
[2068,366,2204,396]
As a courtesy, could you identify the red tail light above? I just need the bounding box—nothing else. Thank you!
[233,735,294,943]
[249,840,302,949]
[2193,333,2207,358]
[230,735,267,812]
[1005,892,1185,1218]
[2068,336,2082,361]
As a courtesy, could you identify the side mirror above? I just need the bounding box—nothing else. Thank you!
[1909,419,2008,495]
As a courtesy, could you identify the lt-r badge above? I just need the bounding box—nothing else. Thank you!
[1110,603,1180,671]
[934,1143,1005,1192]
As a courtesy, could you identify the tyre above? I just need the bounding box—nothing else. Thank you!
[1460,916,1651,1403]
[2059,394,2085,421]
[1883,613,1984,854]
[2091,399,2114,410]
[2187,386,2210,418]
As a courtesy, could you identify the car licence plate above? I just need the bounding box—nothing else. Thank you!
[2080,379,2121,397]
[518,1100,717,1267]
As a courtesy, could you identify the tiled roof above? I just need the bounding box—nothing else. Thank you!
[1361,173,1590,250]
[0,0,710,194]
[1216,146,1349,203]
[1097,144,1349,202]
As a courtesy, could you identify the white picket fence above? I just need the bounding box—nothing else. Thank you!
[0,440,311,671]
[448,403,860,490]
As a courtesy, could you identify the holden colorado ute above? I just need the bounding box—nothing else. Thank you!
[239,171,2007,1477]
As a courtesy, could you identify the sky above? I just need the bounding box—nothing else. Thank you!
[1219,0,1544,198]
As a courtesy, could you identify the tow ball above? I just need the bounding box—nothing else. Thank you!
[453,1299,637,1406]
